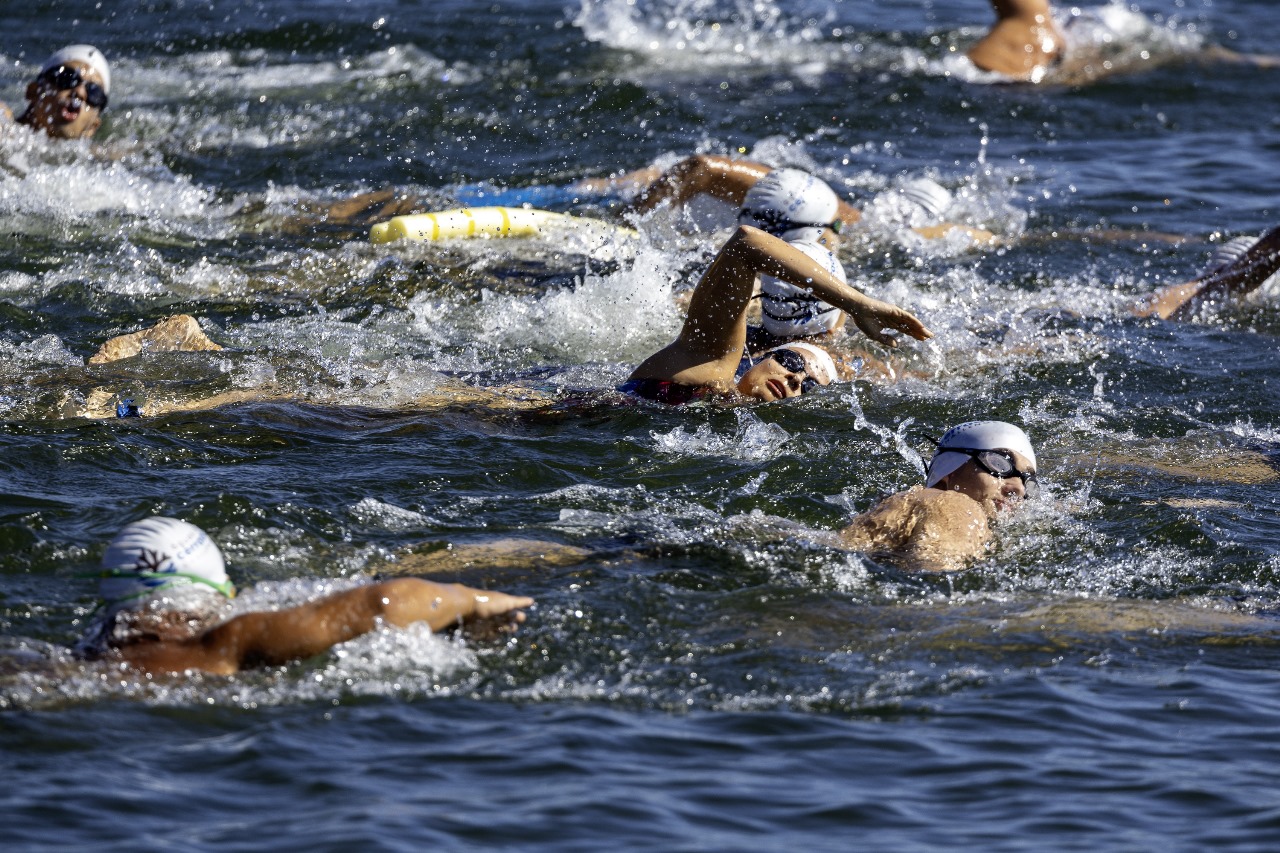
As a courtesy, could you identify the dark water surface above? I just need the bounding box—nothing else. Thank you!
[4,1,1280,850]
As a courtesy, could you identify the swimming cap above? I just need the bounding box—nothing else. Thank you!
[760,239,847,337]
[40,45,111,94]
[768,341,838,385]
[925,421,1036,487]
[739,168,840,243]
[899,178,952,222]
[99,517,232,609]
[1200,235,1259,278]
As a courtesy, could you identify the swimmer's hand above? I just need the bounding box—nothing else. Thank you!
[851,301,933,348]
[457,590,534,641]
[469,590,534,622]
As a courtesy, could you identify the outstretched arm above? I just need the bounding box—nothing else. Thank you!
[628,155,862,226]
[629,226,931,387]
[122,578,533,674]
[628,155,772,214]
[1132,225,1280,320]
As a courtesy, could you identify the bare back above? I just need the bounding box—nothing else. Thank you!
[840,486,993,572]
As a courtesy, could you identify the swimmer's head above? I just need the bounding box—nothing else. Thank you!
[739,168,841,243]
[21,44,111,140]
[39,45,111,96]
[737,341,837,402]
[98,517,234,612]
[926,421,1038,509]
[899,178,952,223]
[760,239,848,337]
[770,342,838,385]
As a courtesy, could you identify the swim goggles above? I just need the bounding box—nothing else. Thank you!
[39,65,108,110]
[766,347,820,394]
[739,208,841,236]
[947,447,1039,497]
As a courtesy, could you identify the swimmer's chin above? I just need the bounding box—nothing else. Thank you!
[990,496,1026,517]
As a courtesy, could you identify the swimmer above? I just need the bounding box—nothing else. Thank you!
[1,45,110,140]
[967,0,1064,83]
[76,517,533,675]
[1131,225,1280,320]
[720,168,854,351]
[620,224,932,405]
[965,0,1280,85]
[841,420,1038,572]
[617,154,995,245]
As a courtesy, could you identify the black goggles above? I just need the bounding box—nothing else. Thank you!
[949,447,1039,497]
[739,208,841,236]
[766,348,819,394]
[40,65,108,110]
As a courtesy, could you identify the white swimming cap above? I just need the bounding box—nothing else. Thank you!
[99,517,232,609]
[40,45,110,94]
[760,239,847,337]
[925,421,1036,487]
[899,178,952,222]
[768,341,838,386]
[1200,235,1259,278]
[739,168,840,243]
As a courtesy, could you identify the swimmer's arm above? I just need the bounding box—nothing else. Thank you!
[629,155,773,214]
[724,226,933,348]
[222,580,531,669]
[1133,224,1280,320]
[911,223,1000,246]
[0,102,11,123]
[122,579,532,674]
[634,226,931,384]
[321,187,422,225]
[1198,44,1280,70]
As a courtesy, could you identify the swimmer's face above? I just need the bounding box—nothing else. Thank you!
[24,60,106,140]
[736,348,829,402]
[939,449,1036,515]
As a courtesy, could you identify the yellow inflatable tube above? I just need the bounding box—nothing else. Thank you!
[369,206,634,244]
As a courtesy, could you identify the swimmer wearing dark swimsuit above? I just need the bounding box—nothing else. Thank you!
[618,349,756,406]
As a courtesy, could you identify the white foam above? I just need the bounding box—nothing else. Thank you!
[573,0,845,76]
[651,409,792,461]
[0,131,226,235]
[349,497,438,530]
[430,240,684,365]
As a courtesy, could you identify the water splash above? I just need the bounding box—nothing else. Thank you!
[574,0,841,73]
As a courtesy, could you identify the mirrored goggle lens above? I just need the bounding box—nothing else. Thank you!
[43,66,108,109]
[976,450,1038,494]
[768,349,807,374]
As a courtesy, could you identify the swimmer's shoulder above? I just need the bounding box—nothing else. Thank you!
[843,486,991,573]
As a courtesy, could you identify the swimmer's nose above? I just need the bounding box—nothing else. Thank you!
[786,373,802,393]
[1002,478,1026,500]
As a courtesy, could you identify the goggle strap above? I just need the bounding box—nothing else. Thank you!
[79,569,236,600]
[739,208,840,235]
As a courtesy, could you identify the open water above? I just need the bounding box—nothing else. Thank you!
[3,1,1280,850]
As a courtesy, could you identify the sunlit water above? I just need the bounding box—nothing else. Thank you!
[4,1,1280,849]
